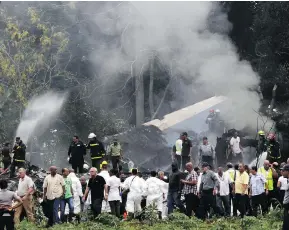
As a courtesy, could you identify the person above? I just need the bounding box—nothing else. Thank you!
[14,168,35,225]
[280,164,289,230]
[206,109,216,131]
[43,166,65,227]
[249,166,267,217]
[83,167,108,218]
[180,132,192,171]
[172,135,183,170]
[122,168,146,219]
[79,176,87,212]
[68,136,86,174]
[66,169,83,222]
[60,168,74,222]
[86,133,106,172]
[258,160,278,212]
[167,163,186,215]
[109,139,122,170]
[107,169,121,218]
[229,132,243,163]
[1,143,11,170]
[0,179,23,230]
[145,171,166,219]
[181,162,198,217]
[256,130,267,157]
[266,133,281,164]
[234,163,249,218]
[158,171,169,183]
[198,162,219,219]
[199,137,215,170]
[278,170,288,205]
[225,163,235,211]
[10,137,26,178]
[215,167,232,217]
[98,161,110,213]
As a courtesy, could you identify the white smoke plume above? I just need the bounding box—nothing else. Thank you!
[80,1,268,131]
[16,91,67,144]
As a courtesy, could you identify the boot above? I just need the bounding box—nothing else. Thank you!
[158,211,162,220]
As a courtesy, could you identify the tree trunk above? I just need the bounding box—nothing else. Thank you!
[135,65,145,127]
[149,57,154,118]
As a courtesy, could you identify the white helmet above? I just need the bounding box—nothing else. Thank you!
[215,109,220,113]
[88,133,96,139]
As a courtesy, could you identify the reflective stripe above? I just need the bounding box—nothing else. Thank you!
[91,156,102,159]
[14,159,25,162]
[90,144,99,146]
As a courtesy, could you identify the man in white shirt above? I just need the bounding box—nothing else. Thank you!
[215,167,232,217]
[230,131,243,163]
[14,168,35,225]
[107,169,121,218]
[98,161,111,213]
[122,169,146,219]
[145,171,166,219]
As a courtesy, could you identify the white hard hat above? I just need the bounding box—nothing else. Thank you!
[215,109,220,113]
[88,133,96,139]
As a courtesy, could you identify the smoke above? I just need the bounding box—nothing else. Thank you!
[16,91,67,144]
[78,1,267,130]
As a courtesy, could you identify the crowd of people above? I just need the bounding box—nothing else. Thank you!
[0,129,288,230]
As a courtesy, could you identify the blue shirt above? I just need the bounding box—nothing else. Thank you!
[250,173,266,196]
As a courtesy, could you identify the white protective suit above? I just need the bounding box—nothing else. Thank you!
[122,175,146,213]
[98,170,111,212]
[145,177,167,212]
[161,181,169,219]
[65,172,83,214]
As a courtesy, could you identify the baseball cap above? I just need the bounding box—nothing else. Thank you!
[280,164,289,171]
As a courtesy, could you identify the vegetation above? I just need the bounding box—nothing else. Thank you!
[17,209,283,230]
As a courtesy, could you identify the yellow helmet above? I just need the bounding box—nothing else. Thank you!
[258,130,265,136]
[102,161,108,165]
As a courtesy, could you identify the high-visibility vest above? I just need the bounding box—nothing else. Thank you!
[226,169,235,182]
[175,139,182,155]
[258,167,273,191]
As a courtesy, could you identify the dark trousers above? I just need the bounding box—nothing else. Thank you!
[279,190,285,205]
[109,200,120,218]
[230,192,238,216]
[283,204,289,230]
[235,194,246,218]
[91,158,103,172]
[167,190,186,214]
[10,161,25,178]
[216,195,231,217]
[72,163,83,174]
[175,155,181,171]
[198,189,218,219]
[181,156,190,171]
[91,198,103,218]
[46,199,55,227]
[111,156,120,170]
[265,190,276,212]
[251,193,266,217]
[120,194,127,216]
[184,193,199,217]
[0,210,14,230]
[2,158,11,170]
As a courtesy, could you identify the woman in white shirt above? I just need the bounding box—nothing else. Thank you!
[278,172,288,204]
[107,169,121,218]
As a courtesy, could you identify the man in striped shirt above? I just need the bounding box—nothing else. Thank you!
[249,166,267,217]
[181,162,198,217]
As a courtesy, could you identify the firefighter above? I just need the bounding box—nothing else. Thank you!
[68,135,86,173]
[266,133,281,164]
[10,137,26,178]
[1,142,11,170]
[257,130,267,157]
[206,109,216,125]
[87,133,106,172]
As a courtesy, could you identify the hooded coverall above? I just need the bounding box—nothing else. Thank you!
[122,175,146,215]
[145,177,166,218]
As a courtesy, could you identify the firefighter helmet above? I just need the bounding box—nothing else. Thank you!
[258,130,265,136]
[88,133,96,139]
[267,133,276,140]
[209,109,214,113]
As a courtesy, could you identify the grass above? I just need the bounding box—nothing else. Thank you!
[17,208,283,230]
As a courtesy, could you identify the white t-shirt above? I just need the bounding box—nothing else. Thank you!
[17,175,34,197]
[230,137,242,154]
[107,176,121,201]
[278,176,288,190]
[43,174,65,200]
[215,173,232,196]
